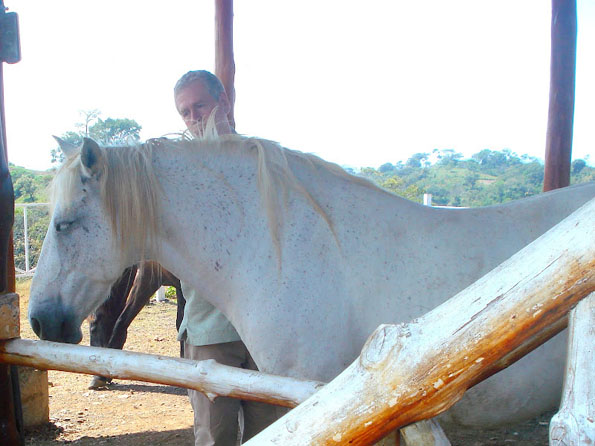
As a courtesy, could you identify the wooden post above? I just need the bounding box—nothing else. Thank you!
[243,197,595,445]
[0,294,22,446]
[0,31,15,294]
[155,286,166,302]
[549,292,595,445]
[215,0,235,129]
[543,0,577,192]
[423,194,432,206]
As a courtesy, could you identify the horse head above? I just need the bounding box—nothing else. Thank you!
[28,138,136,343]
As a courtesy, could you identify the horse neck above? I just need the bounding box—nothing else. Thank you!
[149,141,278,307]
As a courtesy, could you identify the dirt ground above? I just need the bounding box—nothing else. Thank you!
[16,279,553,445]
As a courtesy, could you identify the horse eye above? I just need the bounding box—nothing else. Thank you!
[55,221,74,233]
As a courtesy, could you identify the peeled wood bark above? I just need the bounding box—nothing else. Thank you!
[0,338,446,444]
[549,292,595,445]
[244,197,595,446]
[0,338,324,408]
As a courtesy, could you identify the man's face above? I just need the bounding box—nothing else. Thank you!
[175,80,230,136]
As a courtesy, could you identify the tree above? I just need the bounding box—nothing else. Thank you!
[572,159,586,175]
[13,175,36,202]
[51,113,142,164]
[76,109,101,137]
[405,153,429,169]
[378,163,395,173]
[463,172,479,189]
[89,118,142,144]
[436,149,463,167]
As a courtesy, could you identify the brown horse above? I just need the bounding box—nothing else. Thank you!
[88,262,185,388]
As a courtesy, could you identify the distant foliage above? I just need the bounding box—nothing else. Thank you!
[357,149,594,207]
[10,165,52,203]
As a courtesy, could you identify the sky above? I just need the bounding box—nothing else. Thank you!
[3,0,594,171]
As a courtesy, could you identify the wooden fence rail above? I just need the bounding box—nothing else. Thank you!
[0,338,324,409]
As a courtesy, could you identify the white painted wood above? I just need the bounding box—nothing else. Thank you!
[423,193,432,206]
[242,197,595,445]
[549,292,595,446]
[23,206,30,273]
[155,286,166,302]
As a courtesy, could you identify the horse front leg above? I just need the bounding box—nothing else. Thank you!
[107,262,164,349]
[157,267,185,357]
[175,285,185,357]
[88,265,138,389]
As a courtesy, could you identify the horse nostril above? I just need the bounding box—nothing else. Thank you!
[61,320,71,342]
[30,317,42,337]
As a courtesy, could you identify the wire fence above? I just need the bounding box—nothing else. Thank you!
[14,202,50,278]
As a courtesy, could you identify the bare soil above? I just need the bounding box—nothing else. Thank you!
[16,279,553,445]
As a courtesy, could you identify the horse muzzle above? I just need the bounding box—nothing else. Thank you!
[29,297,84,344]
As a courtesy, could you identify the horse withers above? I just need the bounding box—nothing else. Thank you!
[28,136,595,431]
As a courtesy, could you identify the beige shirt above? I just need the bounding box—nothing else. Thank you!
[177,281,240,346]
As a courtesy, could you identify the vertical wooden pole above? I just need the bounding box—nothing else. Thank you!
[0,59,14,294]
[0,2,22,443]
[0,294,22,445]
[215,0,236,130]
[543,0,577,192]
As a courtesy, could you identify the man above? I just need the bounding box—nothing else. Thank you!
[173,70,280,445]
[175,70,234,138]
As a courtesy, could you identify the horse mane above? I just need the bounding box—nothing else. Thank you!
[51,133,385,263]
[248,137,386,255]
[51,142,161,260]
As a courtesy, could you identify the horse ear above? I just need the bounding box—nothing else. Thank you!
[53,136,79,159]
[80,138,105,179]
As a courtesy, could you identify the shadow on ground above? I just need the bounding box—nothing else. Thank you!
[94,382,188,396]
[25,424,194,446]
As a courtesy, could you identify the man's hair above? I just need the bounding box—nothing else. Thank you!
[174,70,225,101]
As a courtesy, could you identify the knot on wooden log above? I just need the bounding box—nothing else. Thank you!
[197,358,217,374]
[549,413,581,446]
[359,323,411,370]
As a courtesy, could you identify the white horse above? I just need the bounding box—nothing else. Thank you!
[29,135,594,430]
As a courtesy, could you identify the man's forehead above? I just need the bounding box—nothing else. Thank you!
[177,80,210,98]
